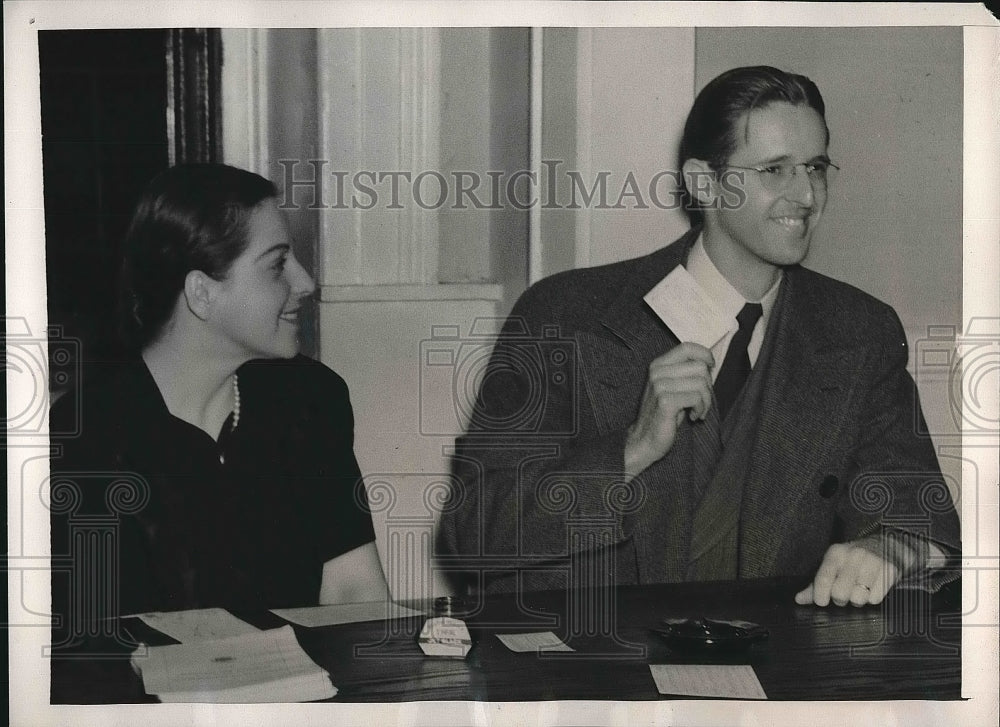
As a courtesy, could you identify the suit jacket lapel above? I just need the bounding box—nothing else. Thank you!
[576,229,697,432]
[739,268,866,576]
[574,228,701,583]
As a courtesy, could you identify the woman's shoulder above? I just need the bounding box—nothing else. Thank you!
[51,356,159,430]
[238,355,351,404]
[49,356,164,471]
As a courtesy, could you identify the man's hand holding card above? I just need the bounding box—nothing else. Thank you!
[623,267,728,477]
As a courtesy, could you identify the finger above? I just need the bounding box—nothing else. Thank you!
[646,389,705,424]
[794,584,814,605]
[867,561,900,605]
[849,583,873,607]
[829,566,859,606]
[698,383,712,420]
[655,342,716,368]
[811,545,848,607]
[646,360,713,420]
[647,359,713,383]
[649,364,713,411]
[831,546,872,606]
[856,549,884,586]
[848,552,883,606]
[651,379,713,420]
[651,376,714,396]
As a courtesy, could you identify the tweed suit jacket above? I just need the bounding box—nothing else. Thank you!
[437,227,961,593]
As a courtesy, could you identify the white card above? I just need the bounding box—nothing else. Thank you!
[644,265,732,349]
[648,664,767,699]
[271,600,425,628]
[496,632,574,653]
[132,608,260,644]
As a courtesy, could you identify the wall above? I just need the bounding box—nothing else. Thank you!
[539,27,694,279]
[222,28,323,355]
[695,27,963,342]
[695,27,964,496]
[222,27,966,596]
[224,28,520,600]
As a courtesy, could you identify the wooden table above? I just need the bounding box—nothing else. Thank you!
[50,577,961,703]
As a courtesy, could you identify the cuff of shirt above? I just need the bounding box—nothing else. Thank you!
[855,528,960,593]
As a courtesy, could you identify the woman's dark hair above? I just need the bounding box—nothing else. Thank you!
[678,66,828,222]
[118,163,277,350]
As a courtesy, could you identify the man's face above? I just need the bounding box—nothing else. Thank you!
[704,101,830,290]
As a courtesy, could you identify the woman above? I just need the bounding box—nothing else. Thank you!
[50,164,388,633]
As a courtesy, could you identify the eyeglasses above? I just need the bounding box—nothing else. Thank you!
[720,160,840,193]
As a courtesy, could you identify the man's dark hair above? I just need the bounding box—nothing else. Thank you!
[678,65,828,222]
[118,163,277,350]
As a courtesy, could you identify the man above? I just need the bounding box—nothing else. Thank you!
[437,66,960,606]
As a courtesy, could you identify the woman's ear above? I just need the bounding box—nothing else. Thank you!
[682,158,719,207]
[182,270,216,321]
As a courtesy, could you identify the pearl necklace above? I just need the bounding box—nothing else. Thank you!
[231,373,241,431]
[219,374,240,465]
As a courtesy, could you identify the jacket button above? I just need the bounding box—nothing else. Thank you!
[819,475,839,498]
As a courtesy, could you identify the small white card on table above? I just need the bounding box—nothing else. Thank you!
[648,664,767,699]
[496,632,574,653]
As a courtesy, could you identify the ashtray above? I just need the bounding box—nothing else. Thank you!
[652,617,768,651]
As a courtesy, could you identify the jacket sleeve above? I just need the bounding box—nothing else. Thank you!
[436,283,641,587]
[836,307,961,588]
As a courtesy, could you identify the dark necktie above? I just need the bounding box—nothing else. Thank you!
[713,302,764,421]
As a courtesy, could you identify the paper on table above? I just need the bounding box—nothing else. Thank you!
[132,608,260,643]
[134,625,335,703]
[271,600,425,628]
[644,265,732,349]
[648,664,767,699]
[496,632,574,653]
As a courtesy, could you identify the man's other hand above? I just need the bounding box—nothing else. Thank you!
[624,343,715,476]
[794,541,901,607]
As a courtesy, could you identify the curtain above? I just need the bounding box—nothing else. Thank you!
[166,29,223,164]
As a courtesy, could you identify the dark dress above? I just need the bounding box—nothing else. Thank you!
[49,354,376,637]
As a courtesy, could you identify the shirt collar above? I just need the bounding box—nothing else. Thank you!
[686,233,782,322]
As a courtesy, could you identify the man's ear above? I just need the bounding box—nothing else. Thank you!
[182,270,217,321]
[682,158,718,207]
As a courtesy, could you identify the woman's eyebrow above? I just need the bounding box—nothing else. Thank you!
[255,243,291,261]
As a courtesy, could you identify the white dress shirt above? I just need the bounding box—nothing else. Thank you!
[683,235,782,382]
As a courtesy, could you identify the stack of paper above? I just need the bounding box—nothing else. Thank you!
[132,625,336,703]
[132,607,260,643]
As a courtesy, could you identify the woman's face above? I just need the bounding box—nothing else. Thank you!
[207,198,315,361]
